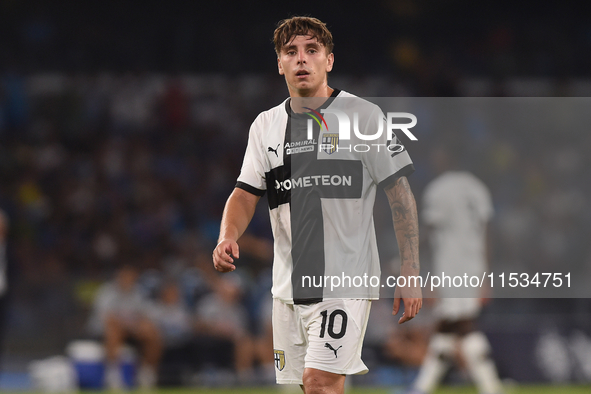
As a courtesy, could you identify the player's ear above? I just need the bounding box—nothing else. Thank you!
[277,57,284,75]
[326,52,334,72]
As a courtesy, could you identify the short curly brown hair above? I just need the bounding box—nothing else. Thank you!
[273,16,334,56]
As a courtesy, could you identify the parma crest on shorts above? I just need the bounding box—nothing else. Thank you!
[274,349,286,371]
[321,133,339,154]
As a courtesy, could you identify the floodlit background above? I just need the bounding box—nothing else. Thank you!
[0,0,590,391]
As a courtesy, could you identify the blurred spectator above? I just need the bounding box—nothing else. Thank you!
[87,265,162,390]
[364,297,432,374]
[194,274,255,382]
[253,295,275,384]
[148,280,193,386]
[159,79,190,132]
[2,72,29,131]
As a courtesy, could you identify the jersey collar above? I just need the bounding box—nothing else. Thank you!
[285,88,341,118]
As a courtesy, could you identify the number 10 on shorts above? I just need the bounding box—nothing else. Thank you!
[319,309,348,339]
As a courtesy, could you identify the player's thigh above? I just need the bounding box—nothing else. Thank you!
[302,299,371,375]
[272,298,307,384]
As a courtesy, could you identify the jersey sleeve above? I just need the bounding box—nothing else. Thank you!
[361,106,415,189]
[236,116,268,197]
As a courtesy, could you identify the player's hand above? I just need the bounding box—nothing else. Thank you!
[212,239,239,272]
[393,285,422,324]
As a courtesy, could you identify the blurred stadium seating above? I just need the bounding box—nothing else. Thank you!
[1,0,591,389]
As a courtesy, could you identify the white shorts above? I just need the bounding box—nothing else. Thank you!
[434,297,481,322]
[272,298,371,385]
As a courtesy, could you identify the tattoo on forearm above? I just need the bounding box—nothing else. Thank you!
[386,177,420,272]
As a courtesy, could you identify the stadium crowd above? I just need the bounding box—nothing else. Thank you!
[0,0,590,389]
[0,72,590,386]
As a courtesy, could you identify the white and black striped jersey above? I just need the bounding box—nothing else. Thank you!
[236,90,414,304]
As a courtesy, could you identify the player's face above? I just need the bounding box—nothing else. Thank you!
[277,35,334,97]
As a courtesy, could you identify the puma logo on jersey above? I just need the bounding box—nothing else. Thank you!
[268,144,280,157]
[325,342,342,358]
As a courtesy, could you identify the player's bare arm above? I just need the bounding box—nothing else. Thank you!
[213,188,260,273]
[385,176,422,323]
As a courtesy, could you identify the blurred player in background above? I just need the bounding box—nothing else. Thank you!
[212,16,421,394]
[410,146,503,394]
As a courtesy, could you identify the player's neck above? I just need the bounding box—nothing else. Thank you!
[289,84,334,113]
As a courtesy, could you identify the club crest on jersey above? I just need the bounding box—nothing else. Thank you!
[274,349,286,371]
[321,133,339,154]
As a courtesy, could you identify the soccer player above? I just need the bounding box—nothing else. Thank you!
[212,16,421,394]
[410,146,503,394]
